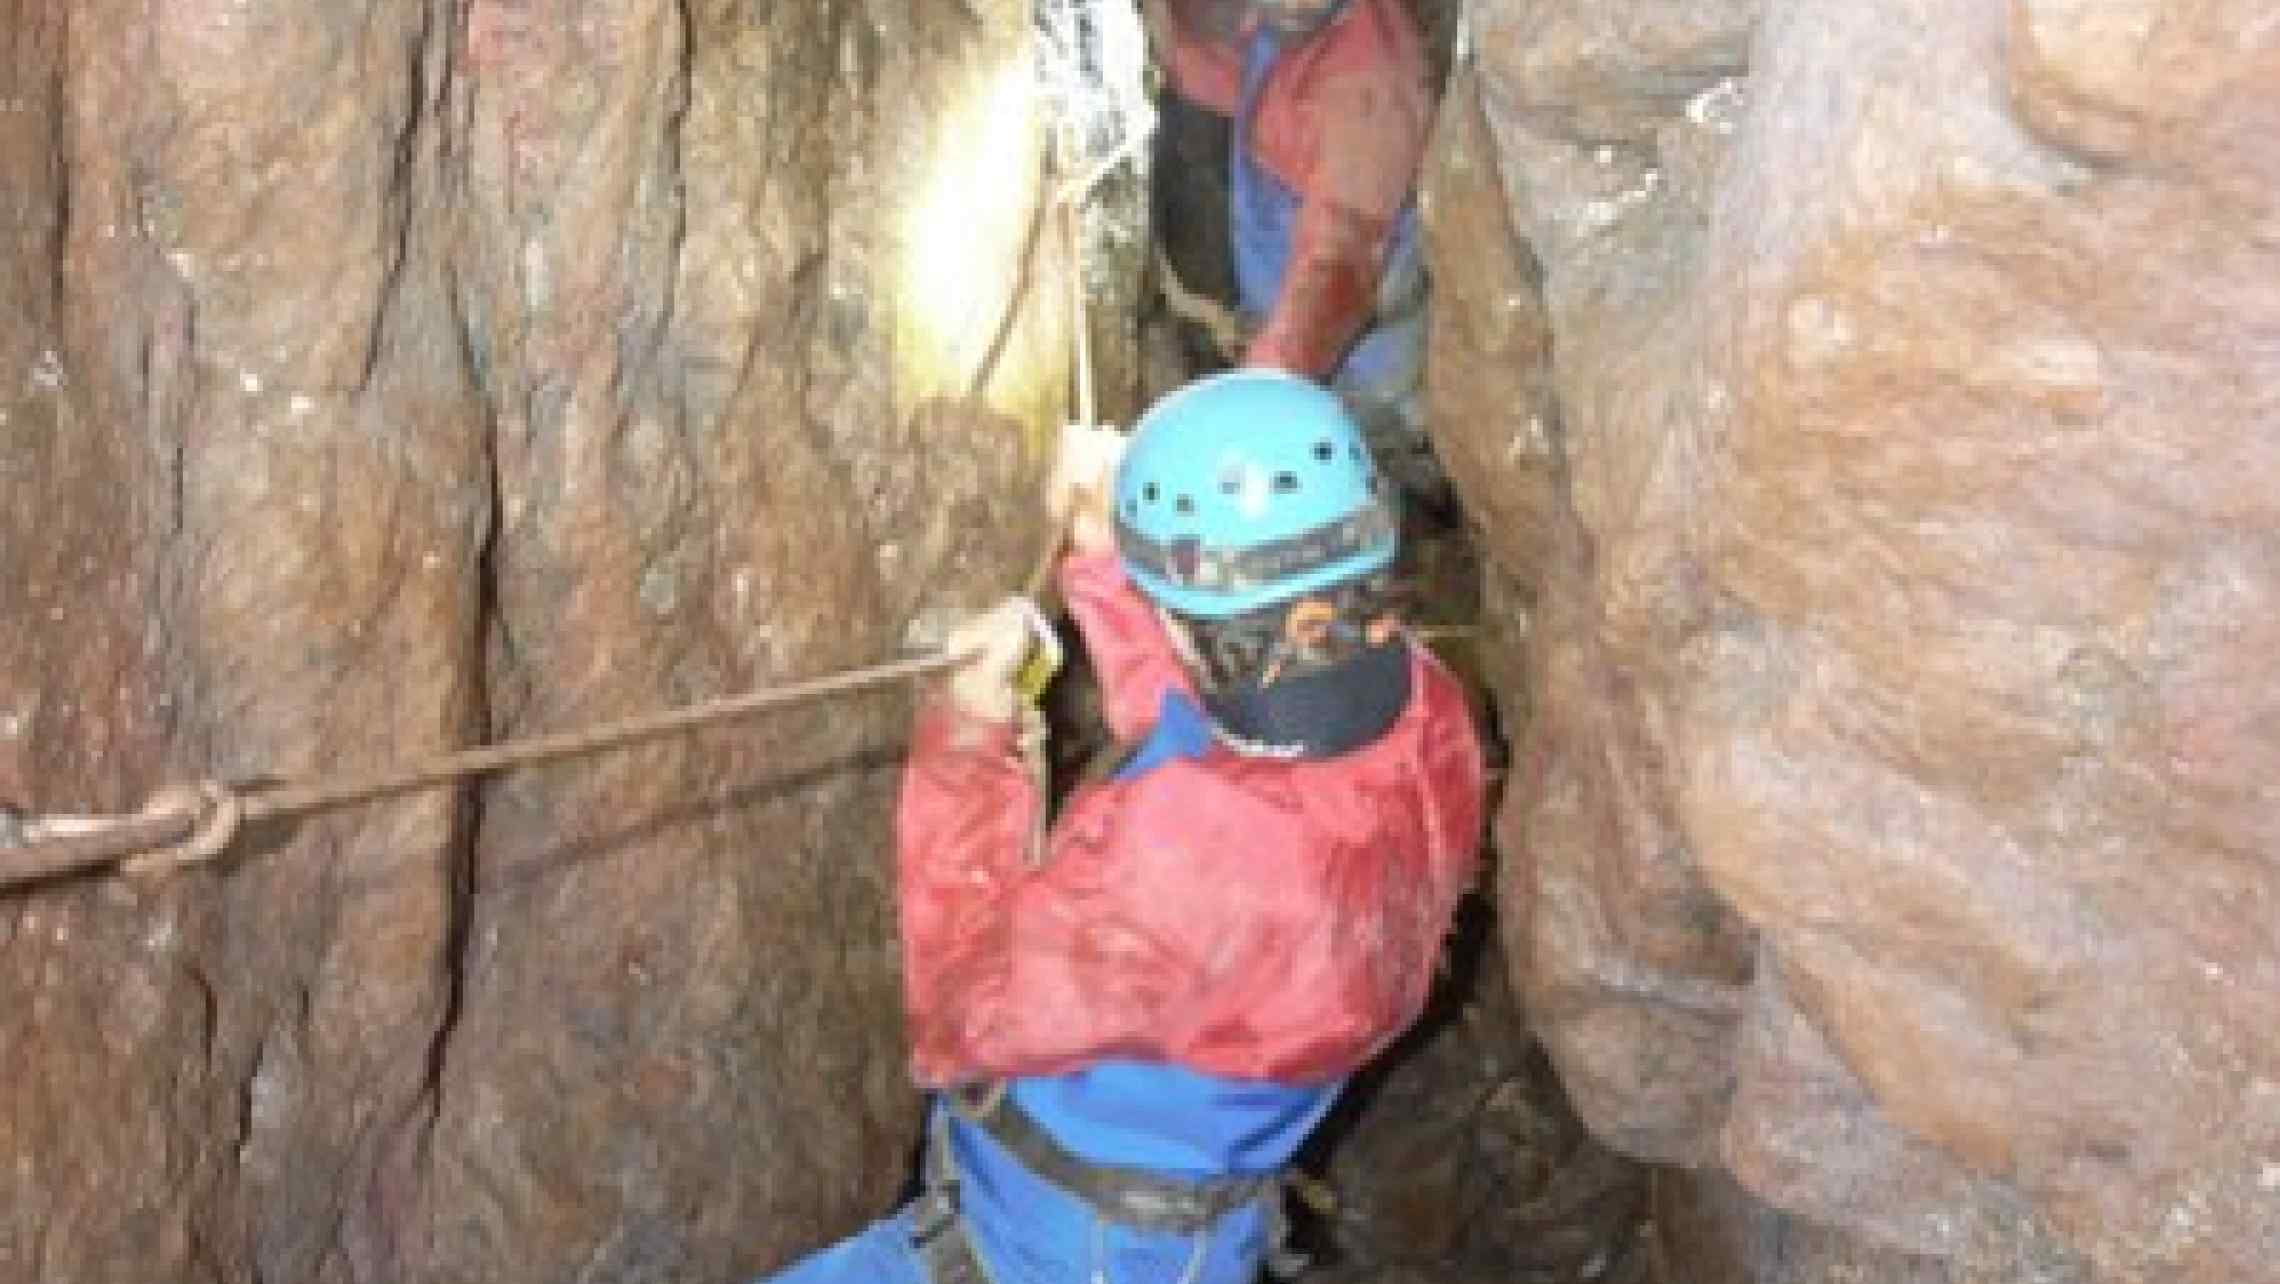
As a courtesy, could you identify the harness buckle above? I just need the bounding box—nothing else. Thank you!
[910,1186,959,1249]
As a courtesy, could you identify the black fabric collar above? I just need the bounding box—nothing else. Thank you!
[1202,638,1411,760]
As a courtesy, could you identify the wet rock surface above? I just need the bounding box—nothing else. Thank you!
[1435,0,2279,1281]
[2,1,1082,1280]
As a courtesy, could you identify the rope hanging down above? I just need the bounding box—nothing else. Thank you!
[0,650,965,893]
[1021,0,1155,599]
[1033,0,1155,437]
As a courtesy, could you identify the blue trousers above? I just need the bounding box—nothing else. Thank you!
[758,1109,1270,1284]
[762,1206,930,1284]
[760,1206,1264,1284]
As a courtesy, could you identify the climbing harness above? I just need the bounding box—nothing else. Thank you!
[910,1108,991,1284]
[947,1082,1278,1235]
[909,1083,1301,1284]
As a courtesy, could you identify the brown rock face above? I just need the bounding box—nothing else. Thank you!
[1436,0,2279,1280]
[1,2,1091,1280]
[1651,1169,1958,1284]
[1437,0,1761,1176]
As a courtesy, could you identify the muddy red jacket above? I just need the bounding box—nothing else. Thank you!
[896,551,1483,1086]
[1156,0,1432,377]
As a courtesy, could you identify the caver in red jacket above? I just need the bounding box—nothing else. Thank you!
[1152,0,1433,379]
[895,548,1483,1087]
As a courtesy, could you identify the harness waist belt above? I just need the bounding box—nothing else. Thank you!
[949,1084,1278,1235]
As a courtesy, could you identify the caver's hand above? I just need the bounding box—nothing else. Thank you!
[1047,422,1126,556]
[946,598,1046,723]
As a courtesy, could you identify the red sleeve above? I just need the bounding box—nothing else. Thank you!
[1058,550,1197,743]
[1244,2,1432,377]
[1243,201,1382,377]
[894,698,1044,1084]
[1152,0,1242,115]
[896,557,1199,1086]
[896,732,1221,1086]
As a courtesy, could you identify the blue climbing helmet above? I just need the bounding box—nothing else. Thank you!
[1114,370,1398,620]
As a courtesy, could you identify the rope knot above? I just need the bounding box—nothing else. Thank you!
[122,780,243,878]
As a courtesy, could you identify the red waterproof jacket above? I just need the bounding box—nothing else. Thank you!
[896,551,1483,1087]
[1155,0,1432,376]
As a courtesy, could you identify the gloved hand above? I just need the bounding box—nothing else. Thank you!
[946,598,1049,723]
[1048,422,1126,555]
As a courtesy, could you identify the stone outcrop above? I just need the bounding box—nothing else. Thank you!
[1434,0,2279,1280]
[1,2,1094,1280]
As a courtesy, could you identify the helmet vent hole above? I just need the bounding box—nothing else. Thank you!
[1349,444,1365,463]
[1219,476,1242,496]
[1313,440,1335,462]
[1143,482,1160,503]
[1174,495,1196,516]
[1272,471,1300,494]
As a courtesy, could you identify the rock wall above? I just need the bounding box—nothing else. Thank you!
[0,2,1090,1280]
[1432,0,2280,1280]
